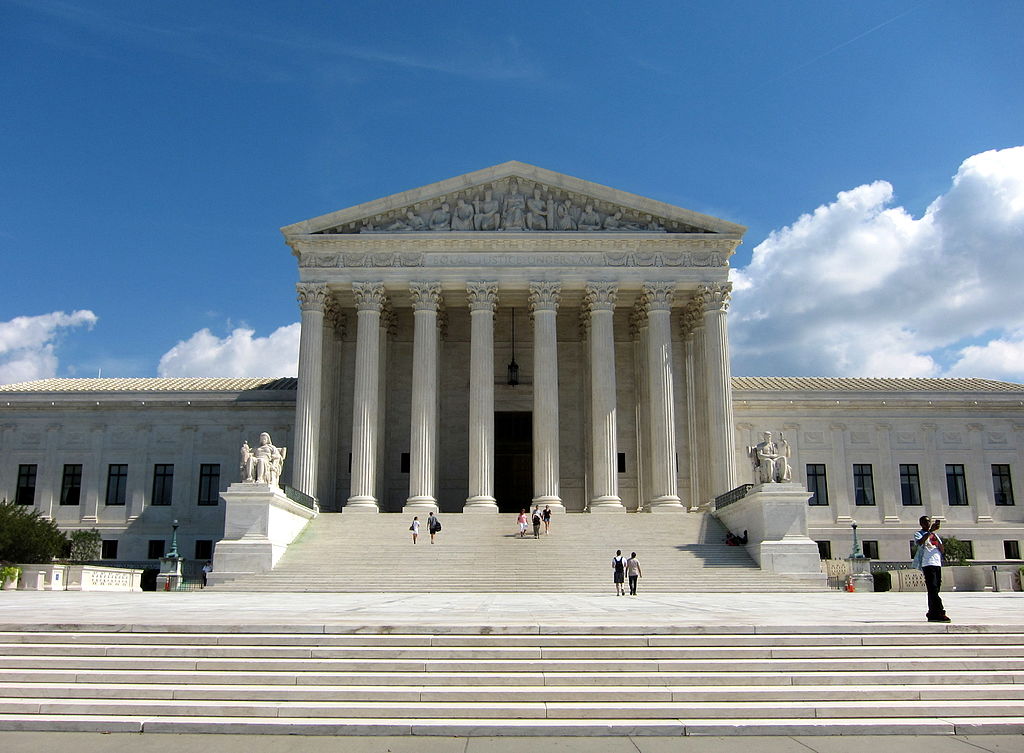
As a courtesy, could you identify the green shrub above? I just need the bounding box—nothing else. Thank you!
[0,565,21,586]
[0,500,68,564]
[68,529,102,561]
[872,571,892,592]
[942,536,972,567]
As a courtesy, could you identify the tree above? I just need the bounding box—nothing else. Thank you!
[68,529,102,561]
[0,500,68,564]
[942,536,973,567]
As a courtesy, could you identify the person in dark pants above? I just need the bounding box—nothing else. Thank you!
[626,552,642,596]
[612,550,627,596]
[914,515,950,623]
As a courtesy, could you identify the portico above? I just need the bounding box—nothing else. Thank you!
[281,161,746,514]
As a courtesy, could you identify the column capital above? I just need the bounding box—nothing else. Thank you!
[466,281,499,312]
[584,282,617,312]
[528,281,561,314]
[697,282,732,313]
[380,303,397,336]
[679,302,703,339]
[352,282,387,312]
[296,282,330,312]
[641,281,675,313]
[410,281,443,311]
[324,297,347,338]
[629,304,647,339]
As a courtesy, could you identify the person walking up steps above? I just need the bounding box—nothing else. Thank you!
[612,550,627,596]
[542,505,552,535]
[409,516,419,544]
[517,509,528,538]
[532,508,542,538]
[626,552,642,596]
[427,511,442,544]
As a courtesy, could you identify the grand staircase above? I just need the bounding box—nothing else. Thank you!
[0,624,1022,735]
[213,511,824,593]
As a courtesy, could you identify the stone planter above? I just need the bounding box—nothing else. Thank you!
[1,576,18,591]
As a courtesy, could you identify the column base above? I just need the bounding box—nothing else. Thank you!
[648,495,685,513]
[589,496,625,513]
[344,496,379,513]
[532,496,565,514]
[464,496,498,513]
[403,497,438,514]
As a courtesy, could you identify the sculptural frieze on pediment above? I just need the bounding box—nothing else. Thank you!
[298,248,728,269]
[315,177,707,235]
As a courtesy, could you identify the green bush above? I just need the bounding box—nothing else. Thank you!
[942,536,972,567]
[0,500,68,564]
[0,565,21,586]
[872,571,892,592]
[68,529,102,561]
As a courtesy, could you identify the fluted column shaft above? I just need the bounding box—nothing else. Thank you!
[346,282,386,512]
[293,283,329,498]
[406,283,441,512]
[585,283,624,512]
[681,307,701,510]
[465,282,499,513]
[529,282,564,512]
[644,283,683,511]
[700,282,737,501]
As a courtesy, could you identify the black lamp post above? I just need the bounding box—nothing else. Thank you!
[507,308,520,386]
[168,519,180,559]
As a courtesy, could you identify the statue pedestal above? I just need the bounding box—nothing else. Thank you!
[207,483,317,586]
[156,555,182,591]
[714,482,824,585]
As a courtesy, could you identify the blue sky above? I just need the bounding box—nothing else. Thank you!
[2,0,1023,382]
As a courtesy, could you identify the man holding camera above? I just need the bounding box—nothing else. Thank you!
[914,516,951,623]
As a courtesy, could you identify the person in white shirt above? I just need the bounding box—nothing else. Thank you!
[626,553,642,596]
[409,516,420,544]
[914,515,950,623]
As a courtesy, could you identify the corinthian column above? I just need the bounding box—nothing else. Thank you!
[465,282,499,513]
[529,282,564,512]
[643,282,683,512]
[346,282,386,513]
[585,282,624,512]
[699,282,737,500]
[293,282,329,498]
[405,282,442,513]
[680,305,703,510]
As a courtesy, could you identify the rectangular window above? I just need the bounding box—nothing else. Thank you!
[197,464,220,506]
[400,453,410,474]
[147,539,165,559]
[617,452,626,474]
[945,464,969,506]
[152,464,174,506]
[815,540,832,560]
[899,464,922,506]
[60,464,83,506]
[1004,540,1020,559]
[992,464,1015,506]
[806,464,829,506]
[101,540,118,560]
[15,464,37,505]
[862,540,879,559]
[105,464,128,506]
[194,539,214,560]
[853,464,876,506]
[961,540,974,559]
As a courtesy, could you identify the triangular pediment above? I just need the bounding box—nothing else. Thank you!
[281,161,745,238]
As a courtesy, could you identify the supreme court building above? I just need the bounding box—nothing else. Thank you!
[1,162,1022,564]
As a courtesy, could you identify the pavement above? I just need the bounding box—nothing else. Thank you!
[1,589,1022,631]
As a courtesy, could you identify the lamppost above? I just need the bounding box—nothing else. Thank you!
[157,518,183,591]
[847,519,872,592]
[168,519,180,558]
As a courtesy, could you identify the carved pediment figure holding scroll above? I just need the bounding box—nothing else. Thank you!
[452,198,475,230]
[501,179,527,230]
[474,189,499,231]
[429,202,451,231]
[579,203,602,231]
[749,431,791,484]
[554,200,577,231]
[526,188,549,230]
[241,432,287,488]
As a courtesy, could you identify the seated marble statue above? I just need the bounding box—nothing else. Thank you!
[578,203,602,231]
[501,180,527,230]
[750,431,791,484]
[526,188,549,230]
[240,432,287,488]
[429,202,451,231]
[452,198,475,230]
[554,201,577,230]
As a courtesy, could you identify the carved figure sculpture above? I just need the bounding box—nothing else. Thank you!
[749,431,791,484]
[554,200,577,230]
[403,210,426,231]
[452,198,475,230]
[578,203,602,231]
[526,188,549,230]
[241,432,287,487]
[429,202,451,231]
[474,189,500,231]
[501,179,527,230]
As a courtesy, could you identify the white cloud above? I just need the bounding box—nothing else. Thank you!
[0,310,98,385]
[157,324,300,378]
[730,146,1024,382]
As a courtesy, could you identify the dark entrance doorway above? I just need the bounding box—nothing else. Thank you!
[494,411,533,514]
